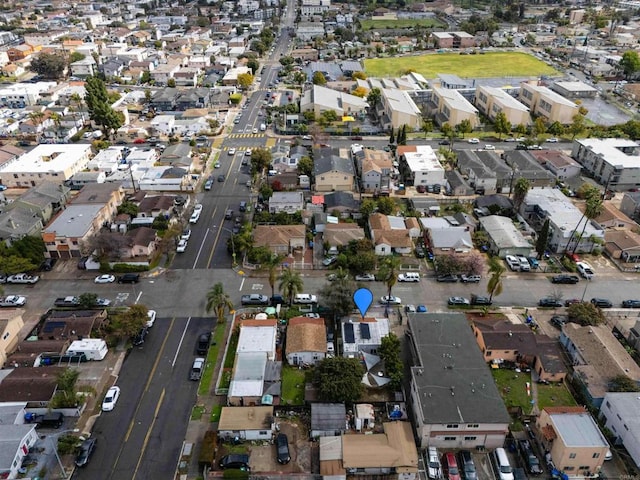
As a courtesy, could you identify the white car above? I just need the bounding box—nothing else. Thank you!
[304,313,320,318]
[380,295,402,305]
[546,137,559,143]
[214,161,221,168]
[505,255,521,271]
[427,447,442,480]
[96,298,111,307]
[6,273,39,284]
[355,273,375,281]
[252,128,258,134]
[245,149,252,156]
[228,148,236,155]
[177,239,188,253]
[193,203,203,214]
[484,144,496,150]
[0,295,26,307]
[102,386,121,412]
[181,229,191,241]
[146,310,157,328]
[468,138,479,144]
[94,274,116,284]
[576,261,595,279]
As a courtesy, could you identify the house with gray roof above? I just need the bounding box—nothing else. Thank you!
[503,150,556,188]
[269,191,304,214]
[0,208,44,244]
[300,85,368,119]
[457,150,500,194]
[419,217,473,254]
[599,392,640,468]
[0,424,39,479]
[407,313,510,449]
[6,181,71,223]
[313,147,355,192]
[311,403,347,438]
[159,143,192,169]
[478,215,532,258]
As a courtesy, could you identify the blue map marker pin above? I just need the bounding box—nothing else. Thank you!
[353,288,373,319]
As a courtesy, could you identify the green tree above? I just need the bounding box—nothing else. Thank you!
[421,119,433,139]
[117,201,138,217]
[250,147,272,175]
[441,122,454,150]
[77,293,99,308]
[568,114,586,140]
[620,50,640,79]
[486,256,505,302]
[564,186,601,253]
[378,256,401,305]
[547,121,565,136]
[265,255,285,300]
[366,87,381,107]
[316,356,364,403]
[84,76,123,138]
[398,124,407,145]
[533,117,546,138]
[376,196,396,215]
[206,282,234,323]
[359,198,376,219]
[237,73,254,90]
[29,52,68,79]
[312,71,327,85]
[278,267,304,306]
[536,219,550,259]
[167,78,176,87]
[112,304,147,339]
[609,374,640,392]
[379,333,403,390]
[319,272,355,318]
[514,123,527,136]
[494,111,511,140]
[389,127,395,144]
[10,236,45,266]
[349,251,377,275]
[512,177,531,212]
[570,195,604,254]
[455,119,473,139]
[567,302,605,326]
[50,368,80,408]
[297,156,313,177]
[69,51,86,63]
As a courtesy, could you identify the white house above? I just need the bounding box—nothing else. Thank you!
[342,317,389,358]
[599,392,640,468]
[268,191,304,214]
[572,138,640,191]
[0,424,39,479]
[150,114,176,135]
[285,317,328,366]
[217,406,274,441]
[398,145,445,187]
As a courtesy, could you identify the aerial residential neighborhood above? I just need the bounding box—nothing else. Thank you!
[1,0,640,479]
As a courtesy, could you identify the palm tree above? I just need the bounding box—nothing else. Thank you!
[378,256,401,305]
[564,188,601,254]
[28,112,45,143]
[278,267,304,306]
[69,92,83,128]
[486,256,505,302]
[205,282,234,324]
[266,254,284,300]
[570,196,604,255]
[512,177,531,212]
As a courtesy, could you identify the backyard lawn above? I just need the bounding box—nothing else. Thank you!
[492,369,576,413]
[198,323,227,396]
[281,366,306,406]
[364,52,559,79]
[360,18,445,30]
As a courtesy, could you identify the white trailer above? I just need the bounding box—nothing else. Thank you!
[66,339,108,361]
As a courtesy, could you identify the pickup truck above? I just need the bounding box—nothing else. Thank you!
[190,357,205,381]
[24,411,64,428]
[0,295,26,307]
[6,273,39,284]
[54,296,79,307]
[241,294,269,306]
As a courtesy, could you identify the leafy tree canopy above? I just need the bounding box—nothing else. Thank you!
[316,356,365,403]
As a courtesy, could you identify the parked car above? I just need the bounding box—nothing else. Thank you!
[322,256,337,266]
[591,298,612,308]
[505,255,521,271]
[448,296,470,306]
[427,447,443,480]
[94,274,116,284]
[468,138,479,144]
[437,274,458,283]
[417,304,428,312]
[460,274,481,283]
[118,273,140,284]
[484,144,496,150]
[405,305,417,313]
[146,310,157,328]
[197,332,211,355]
[355,273,375,281]
[102,386,120,411]
[415,245,426,257]
[0,295,26,307]
[380,295,402,305]
[550,316,566,329]
[518,440,543,475]
[622,299,640,308]
[551,275,579,284]
[75,438,97,467]
[276,433,291,464]
[470,295,492,306]
[564,298,581,307]
[176,239,188,253]
[181,229,191,241]
[576,262,595,279]
[443,452,462,480]
[241,294,269,306]
[458,450,477,480]
[220,454,250,471]
[538,298,562,308]
[6,273,39,284]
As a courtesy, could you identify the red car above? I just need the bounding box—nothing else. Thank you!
[443,452,461,480]
[133,138,146,144]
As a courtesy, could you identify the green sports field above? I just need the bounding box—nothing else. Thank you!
[363,52,559,79]
[360,18,445,30]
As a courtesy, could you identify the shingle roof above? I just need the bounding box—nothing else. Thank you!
[287,317,326,354]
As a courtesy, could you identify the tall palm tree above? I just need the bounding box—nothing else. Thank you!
[512,177,531,213]
[266,254,284,300]
[205,282,234,324]
[564,187,601,253]
[570,196,604,255]
[378,256,401,305]
[486,256,505,302]
[28,112,45,143]
[278,267,304,306]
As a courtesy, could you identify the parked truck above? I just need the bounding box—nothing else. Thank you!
[24,411,64,428]
[54,296,80,307]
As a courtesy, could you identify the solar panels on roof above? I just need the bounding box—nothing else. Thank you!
[359,323,371,339]
[344,323,355,343]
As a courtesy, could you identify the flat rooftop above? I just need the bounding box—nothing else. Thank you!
[0,144,91,173]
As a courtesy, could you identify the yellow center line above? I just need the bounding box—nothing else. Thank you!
[131,388,165,480]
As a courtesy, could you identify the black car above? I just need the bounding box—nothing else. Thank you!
[539,298,562,308]
[271,294,286,306]
[591,298,613,308]
[518,439,543,475]
[622,299,640,308]
[415,246,426,258]
[458,450,477,480]
[470,295,492,306]
[196,332,212,355]
[551,275,579,284]
[118,273,140,284]
[437,274,459,283]
[218,174,226,182]
[439,139,450,145]
[75,438,97,467]
[550,316,566,329]
[40,258,57,271]
[132,327,148,346]
[220,454,250,470]
[513,467,528,480]
[276,433,291,464]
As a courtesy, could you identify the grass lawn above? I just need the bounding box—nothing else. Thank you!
[210,404,222,423]
[364,52,559,79]
[191,405,206,420]
[198,323,227,396]
[281,366,306,406]
[492,369,535,412]
[360,18,445,30]
[537,382,577,409]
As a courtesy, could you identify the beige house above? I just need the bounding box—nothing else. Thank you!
[379,88,422,131]
[300,85,368,118]
[475,86,530,126]
[519,82,579,124]
[253,225,306,256]
[0,310,24,368]
[536,407,609,477]
[605,229,640,264]
[217,406,274,442]
[430,86,480,128]
[285,317,327,366]
[314,147,355,192]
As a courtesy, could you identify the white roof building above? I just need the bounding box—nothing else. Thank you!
[342,317,389,357]
[400,145,446,186]
[228,352,267,398]
[237,325,277,360]
[44,204,103,238]
[0,144,92,188]
[600,392,640,468]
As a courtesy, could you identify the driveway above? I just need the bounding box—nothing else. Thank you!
[249,419,311,473]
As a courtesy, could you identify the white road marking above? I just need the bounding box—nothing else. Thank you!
[192,228,211,269]
[172,316,191,368]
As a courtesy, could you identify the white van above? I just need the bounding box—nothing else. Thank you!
[493,448,514,480]
[293,294,317,304]
[397,272,421,282]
